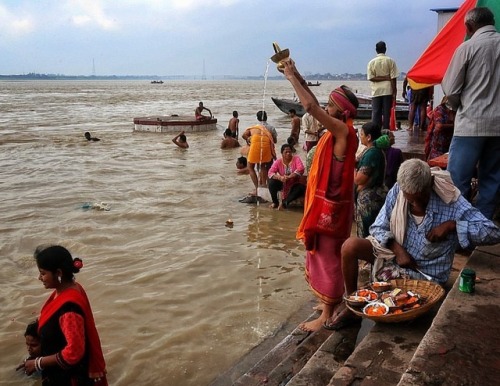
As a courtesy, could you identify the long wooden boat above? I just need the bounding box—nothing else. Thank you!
[133,115,218,133]
[271,97,409,121]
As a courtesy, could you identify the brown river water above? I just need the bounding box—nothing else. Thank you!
[0,78,379,385]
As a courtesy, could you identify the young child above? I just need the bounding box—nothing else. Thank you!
[15,320,41,373]
[172,131,189,149]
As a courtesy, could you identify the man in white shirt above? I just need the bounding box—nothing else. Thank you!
[367,41,399,130]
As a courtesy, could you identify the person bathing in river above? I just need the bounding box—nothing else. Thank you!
[84,132,100,141]
[282,57,359,332]
[172,131,189,149]
[227,110,239,138]
[221,128,240,149]
[289,109,301,145]
[241,118,276,197]
[15,320,41,375]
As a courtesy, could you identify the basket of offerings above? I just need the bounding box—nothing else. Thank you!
[345,279,445,323]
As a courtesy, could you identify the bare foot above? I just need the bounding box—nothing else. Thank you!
[278,203,284,210]
[298,316,328,332]
[312,303,324,312]
[269,203,278,209]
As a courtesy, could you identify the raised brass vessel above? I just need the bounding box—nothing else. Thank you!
[270,42,289,72]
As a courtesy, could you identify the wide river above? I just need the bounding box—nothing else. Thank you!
[0,78,376,385]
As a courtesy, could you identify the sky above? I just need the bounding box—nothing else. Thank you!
[0,0,464,77]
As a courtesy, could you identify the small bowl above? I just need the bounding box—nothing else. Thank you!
[344,295,368,308]
[371,281,392,293]
[363,302,389,316]
[356,289,378,302]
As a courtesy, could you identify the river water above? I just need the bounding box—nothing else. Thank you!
[0,79,374,385]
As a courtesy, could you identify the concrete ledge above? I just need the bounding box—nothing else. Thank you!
[327,311,437,386]
[398,245,500,386]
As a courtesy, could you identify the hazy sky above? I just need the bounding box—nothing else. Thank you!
[0,0,463,77]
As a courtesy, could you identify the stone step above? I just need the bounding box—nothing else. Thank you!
[212,251,471,386]
[288,251,469,386]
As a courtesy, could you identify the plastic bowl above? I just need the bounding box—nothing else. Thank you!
[371,281,393,293]
[363,302,389,316]
[344,295,368,308]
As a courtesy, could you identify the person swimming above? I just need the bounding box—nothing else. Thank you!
[84,132,100,141]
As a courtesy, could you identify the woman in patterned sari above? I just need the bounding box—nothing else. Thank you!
[355,122,388,238]
[282,58,359,332]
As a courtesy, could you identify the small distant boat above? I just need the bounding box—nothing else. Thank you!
[271,96,409,121]
[151,80,164,84]
[306,81,321,86]
[133,115,217,133]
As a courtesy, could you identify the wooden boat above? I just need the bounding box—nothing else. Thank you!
[271,96,409,121]
[133,115,218,133]
[151,80,164,84]
[306,81,321,86]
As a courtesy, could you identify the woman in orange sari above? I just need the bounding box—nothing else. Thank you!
[22,245,108,385]
[282,59,359,331]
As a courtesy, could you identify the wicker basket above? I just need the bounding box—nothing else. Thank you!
[346,279,445,323]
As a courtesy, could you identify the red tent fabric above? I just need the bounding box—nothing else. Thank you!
[407,0,500,90]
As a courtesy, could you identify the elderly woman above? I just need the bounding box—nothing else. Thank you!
[282,57,359,332]
[268,143,306,209]
[355,122,388,237]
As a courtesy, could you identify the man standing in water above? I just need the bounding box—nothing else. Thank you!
[289,109,301,145]
[227,111,239,138]
[367,41,399,130]
[442,6,500,220]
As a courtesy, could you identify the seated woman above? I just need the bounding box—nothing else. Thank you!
[355,122,388,237]
[378,130,403,190]
[268,143,306,209]
[425,96,455,161]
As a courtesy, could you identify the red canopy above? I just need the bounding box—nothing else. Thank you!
[407,0,500,90]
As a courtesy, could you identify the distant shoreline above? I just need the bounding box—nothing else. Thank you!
[0,73,406,81]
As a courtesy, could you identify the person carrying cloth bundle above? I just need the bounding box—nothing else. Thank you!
[242,119,276,198]
[282,56,359,332]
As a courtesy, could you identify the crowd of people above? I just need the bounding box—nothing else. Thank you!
[274,6,499,332]
[15,7,499,383]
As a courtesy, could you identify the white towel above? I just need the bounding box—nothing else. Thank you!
[371,168,460,280]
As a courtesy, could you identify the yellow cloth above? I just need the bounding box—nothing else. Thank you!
[246,125,275,163]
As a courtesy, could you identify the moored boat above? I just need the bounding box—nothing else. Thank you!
[271,96,409,121]
[133,115,218,133]
[306,81,321,86]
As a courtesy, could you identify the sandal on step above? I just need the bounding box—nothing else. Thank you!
[323,310,361,331]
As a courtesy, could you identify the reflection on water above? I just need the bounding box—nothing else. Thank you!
[0,79,376,385]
